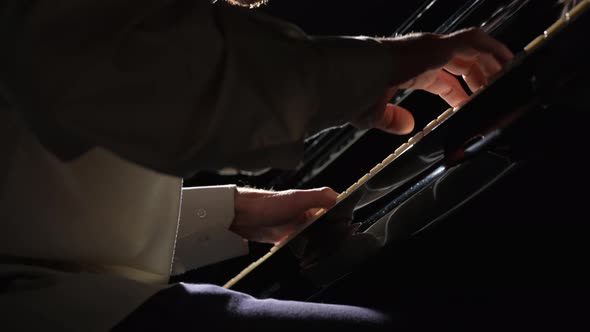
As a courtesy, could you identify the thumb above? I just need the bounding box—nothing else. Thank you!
[377,103,415,135]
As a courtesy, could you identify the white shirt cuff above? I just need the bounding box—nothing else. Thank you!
[172,185,249,275]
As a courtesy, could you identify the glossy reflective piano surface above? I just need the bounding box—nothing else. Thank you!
[223,1,590,299]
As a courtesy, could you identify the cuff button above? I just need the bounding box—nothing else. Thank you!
[196,208,207,218]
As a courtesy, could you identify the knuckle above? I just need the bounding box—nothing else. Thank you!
[453,27,483,41]
[465,26,484,35]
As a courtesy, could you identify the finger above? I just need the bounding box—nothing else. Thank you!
[260,213,313,243]
[476,52,503,78]
[444,57,487,92]
[354,86,400,130]
[404,70,469,107]
[458,52,504,80]
[428,71,470,107]
[376,103,415,135]
[447,27,514,64]
[305,208,323,220]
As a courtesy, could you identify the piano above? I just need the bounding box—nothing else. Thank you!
[185,0,577,195]
[177,1,590,328]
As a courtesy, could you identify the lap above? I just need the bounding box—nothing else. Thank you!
[111,282,393,332]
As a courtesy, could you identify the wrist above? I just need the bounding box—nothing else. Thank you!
[231,187,270,230]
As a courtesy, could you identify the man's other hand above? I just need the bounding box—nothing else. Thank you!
[354,27,515,135]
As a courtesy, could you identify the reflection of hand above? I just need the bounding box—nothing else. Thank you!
[229,187,338,244]
[290,218,360,270]
[354,27,515,135]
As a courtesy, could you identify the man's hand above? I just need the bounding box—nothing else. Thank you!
[354,27,515,135]
[229,186,339,244]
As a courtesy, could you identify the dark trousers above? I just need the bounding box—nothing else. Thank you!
[111,282,393,332]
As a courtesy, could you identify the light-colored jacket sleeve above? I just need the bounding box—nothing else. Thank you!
[171,184,248,274]
[11,0,395,177]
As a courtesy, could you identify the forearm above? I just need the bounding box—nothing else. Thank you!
[14,0,394,177]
